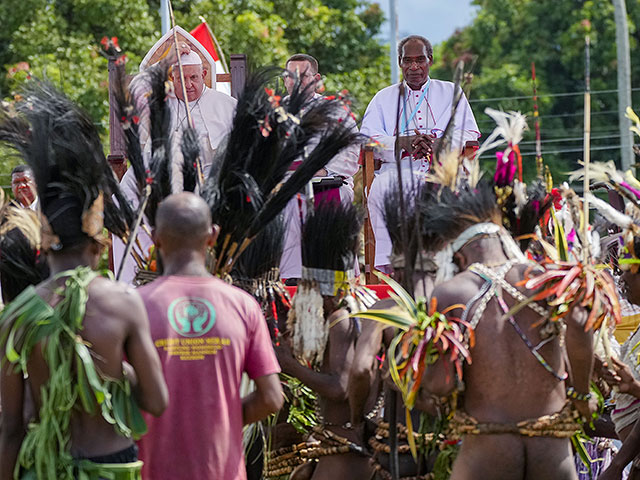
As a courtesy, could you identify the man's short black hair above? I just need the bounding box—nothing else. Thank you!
[11,165,32,177]
[285,54,319,74]
[398,35,433,60]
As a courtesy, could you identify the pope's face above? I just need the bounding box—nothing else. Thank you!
[11,171,36,207]
[284,60,319,98]
[399,40,432,91]
[173,64,206,103]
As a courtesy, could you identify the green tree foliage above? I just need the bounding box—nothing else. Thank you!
[0,0,389,185]
[431,0,640,182]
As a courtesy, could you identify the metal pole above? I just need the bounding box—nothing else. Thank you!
[389,0,399,84]
[160,0,170,34]
[613,0,633,171]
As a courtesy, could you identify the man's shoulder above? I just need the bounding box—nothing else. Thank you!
[88,276,142,307]
[370,83,402,102]
[431,271,478,309]
[203,88,238,107]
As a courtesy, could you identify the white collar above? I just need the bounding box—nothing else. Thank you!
[403,77,431,93]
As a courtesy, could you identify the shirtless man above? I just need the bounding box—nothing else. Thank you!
[0,214,168,477]
[275,202,372,480]
[0,80,168,479]
[420,232,596,480]
[276,302,371,480]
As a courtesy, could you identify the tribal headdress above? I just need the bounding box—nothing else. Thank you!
[109,50,200,280]
[231,214,291,343]
[113,59,175,227]
[382,181,427,276]
[572,160,640,273]
[287,201,375,367]
[202,67,362,277]
[0,192,49,302]
[0,81,134,250]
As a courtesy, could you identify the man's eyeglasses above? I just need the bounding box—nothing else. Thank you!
[282,72,317,80]
[400,56,428,66]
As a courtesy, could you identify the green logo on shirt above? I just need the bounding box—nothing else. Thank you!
[167,297,216,337]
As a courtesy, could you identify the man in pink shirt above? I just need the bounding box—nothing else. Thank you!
[137,192,283,479]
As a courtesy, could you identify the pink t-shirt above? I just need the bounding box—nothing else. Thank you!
[137,275,280,480]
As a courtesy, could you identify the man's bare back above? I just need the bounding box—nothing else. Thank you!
[1,272,167,476]
[423,260,592,480]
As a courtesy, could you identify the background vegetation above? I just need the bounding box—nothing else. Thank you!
[1,0,639,188]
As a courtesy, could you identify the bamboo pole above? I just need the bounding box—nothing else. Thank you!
[582,33,591,264]
[531,62,543,178]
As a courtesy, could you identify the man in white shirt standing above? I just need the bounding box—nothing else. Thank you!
[279,54,360,281]
[361,35,480,273]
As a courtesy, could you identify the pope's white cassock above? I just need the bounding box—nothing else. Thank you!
[361,78,480,270]
[113,65,236,283]
[279,93,360,279]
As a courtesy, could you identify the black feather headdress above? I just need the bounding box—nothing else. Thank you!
[419,178,502,252]
[231,214,290,342]
[112,60,175,227]
[301,201,363,275]
[0,81,134,249]
[202,67,362,276]
[288,201,363,367]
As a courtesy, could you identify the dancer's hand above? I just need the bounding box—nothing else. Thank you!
[573,395,598,420]
[603,357,640,397]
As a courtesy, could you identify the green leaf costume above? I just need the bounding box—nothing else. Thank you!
[0,266,146,480]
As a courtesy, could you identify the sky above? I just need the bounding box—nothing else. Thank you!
[378,0,479,46]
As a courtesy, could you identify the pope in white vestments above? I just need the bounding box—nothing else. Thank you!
[361,35,480,272]
[113,49,236,283]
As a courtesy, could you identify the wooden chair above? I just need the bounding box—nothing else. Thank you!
[360,140,480,285]
[362,145,378,284]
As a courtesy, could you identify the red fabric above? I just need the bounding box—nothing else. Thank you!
[137,275,280,480]
[314,188,340,207]
[284,284,391,299]
[190,22,219,62]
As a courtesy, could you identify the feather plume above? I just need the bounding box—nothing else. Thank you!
[202,68,362,274]
[419,179,502,251]
[181,126,199,193]
[0,81,133,245]
[301,201,363,271]
[231,214,286,280]
[475,108,528,160]
[586,193,634,230]
[112,61,175,227]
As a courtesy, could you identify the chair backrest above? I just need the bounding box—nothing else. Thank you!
[362,145,379,284]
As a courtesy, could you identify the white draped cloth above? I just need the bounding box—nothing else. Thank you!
[167,86,236,191]
[361,78,480,269]
[279,94,360,279]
